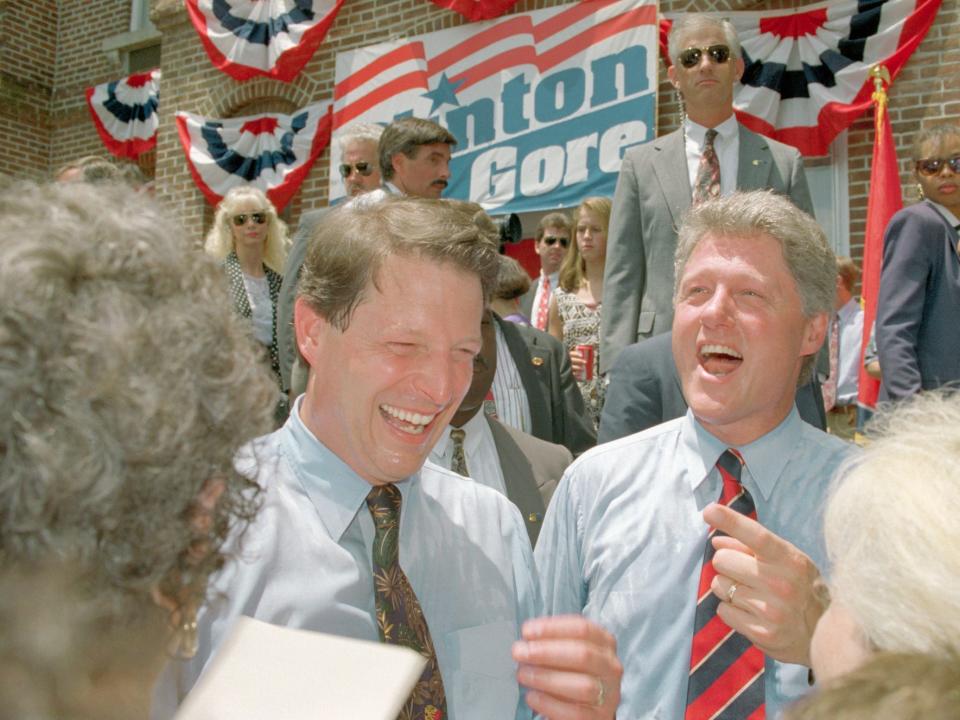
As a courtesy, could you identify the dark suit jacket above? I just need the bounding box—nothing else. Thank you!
[600,124,814,373]
[494,314,597,456]
[876,201,960,400]
[518,281,537,321]
[487,416,570,547]
[277,208,327,394]
[598,331,827,443]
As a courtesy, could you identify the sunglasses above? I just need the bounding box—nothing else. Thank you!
[677,44,732,69]
[541,235,570,248]
[339,161,374,178]
[916,155,960,177]
[232,212,266,226]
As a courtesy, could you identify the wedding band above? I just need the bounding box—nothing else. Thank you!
[727,583,738,604]
[594,677,607,707]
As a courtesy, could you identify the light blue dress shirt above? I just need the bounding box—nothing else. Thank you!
[836,298,865,406]
[155,402,540,720]
[536,408,855,719]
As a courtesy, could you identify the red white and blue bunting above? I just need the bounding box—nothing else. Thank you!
[85,69,160,159]
[425,0,520,22]
[175,103,332,209]
[665,0,941,156]
[185,0,345,82]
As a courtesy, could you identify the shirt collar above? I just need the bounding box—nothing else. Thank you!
[681,406,803,503]
[837,297,859,322]
[684,115,739,147]
[280,397,418,542]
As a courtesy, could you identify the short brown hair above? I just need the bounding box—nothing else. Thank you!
[495,255,532,301]
[836,255,860,294]
[299,195,499,330]
[379,117,457,180]
[536,212,572,242]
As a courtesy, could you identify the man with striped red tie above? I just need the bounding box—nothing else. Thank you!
[536,190,857,718]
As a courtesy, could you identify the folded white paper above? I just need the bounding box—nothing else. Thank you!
[175,616,426,720]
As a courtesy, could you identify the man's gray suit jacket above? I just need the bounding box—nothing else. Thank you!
[277,209,327,394]
[600,124,814,373]
[487,415,570,547]
[494,314,596,456]
[598,331,827,444]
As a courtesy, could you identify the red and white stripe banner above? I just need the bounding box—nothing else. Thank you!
[175,103,332,210]
[85,69,160,159]
[185,0,345,82]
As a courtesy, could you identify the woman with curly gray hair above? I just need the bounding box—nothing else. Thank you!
[0,181,277,718]
[204,185,289,402]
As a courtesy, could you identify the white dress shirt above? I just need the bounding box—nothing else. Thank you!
[683,115,740,198]
[835,298,865,406]
[430,412,507,496]
[492,321,533,434]
[530,270,559,325]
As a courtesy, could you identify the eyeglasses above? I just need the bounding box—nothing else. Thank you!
[677,44,732,69]
[916,155,960,177]
[339,161,374,178]
[232,212,267,226]
[541,235,570,248]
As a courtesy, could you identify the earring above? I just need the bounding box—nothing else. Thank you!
[917,183,925,200]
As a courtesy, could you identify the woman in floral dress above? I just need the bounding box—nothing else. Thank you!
[548,197,611,429]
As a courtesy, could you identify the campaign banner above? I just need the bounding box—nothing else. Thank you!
[330,0,658,213]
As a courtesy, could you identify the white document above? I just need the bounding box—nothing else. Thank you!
[175,616,426,720]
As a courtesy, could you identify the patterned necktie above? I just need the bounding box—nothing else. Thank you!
[822,314,839,412]
[366,485,447,720]
[449,427,469,477]
[693,128,721,205]
[534,273,551,331]
[685,450,765,720]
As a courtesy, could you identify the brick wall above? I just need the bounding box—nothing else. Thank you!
[0,0,57,178]
[1,0,957,270]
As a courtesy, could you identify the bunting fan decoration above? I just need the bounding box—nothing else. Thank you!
[185,0,345,82]
[664,0,941,156]
[175,103,331,210]
[424,0,520,21]
[85,69,160,159]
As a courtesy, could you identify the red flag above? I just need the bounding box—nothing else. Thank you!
[858,69,903,409]
[425,0,520,21]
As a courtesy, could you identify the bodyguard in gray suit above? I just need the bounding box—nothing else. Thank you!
[600,14,813,373]
[276,123,384,398]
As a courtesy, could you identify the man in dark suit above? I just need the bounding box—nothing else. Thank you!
[599,331,827,444]
[431,311,571,546]
[277,123,384,399]
[518,212,572,330]
[493,313,596,456]
[600,14,813,374]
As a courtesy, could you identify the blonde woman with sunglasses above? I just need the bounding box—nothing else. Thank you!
[205,186,290,414]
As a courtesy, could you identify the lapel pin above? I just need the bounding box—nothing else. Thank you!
[532,357,545,367]
[752,159,761,166]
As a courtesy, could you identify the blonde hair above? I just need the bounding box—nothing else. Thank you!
[204,186,289,273]
[825,391,960,656]
[559,196,611,292]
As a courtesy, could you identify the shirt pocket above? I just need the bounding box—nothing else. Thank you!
[443,620,519,720]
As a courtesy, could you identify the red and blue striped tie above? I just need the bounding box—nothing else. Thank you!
[685,449,765,720]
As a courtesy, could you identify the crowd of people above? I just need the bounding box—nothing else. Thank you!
[2,10,959,720]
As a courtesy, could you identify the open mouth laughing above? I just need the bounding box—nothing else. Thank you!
[699,343,743,376]
[380,403,439,435]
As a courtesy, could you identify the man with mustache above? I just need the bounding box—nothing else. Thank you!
[379,116,455,199]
